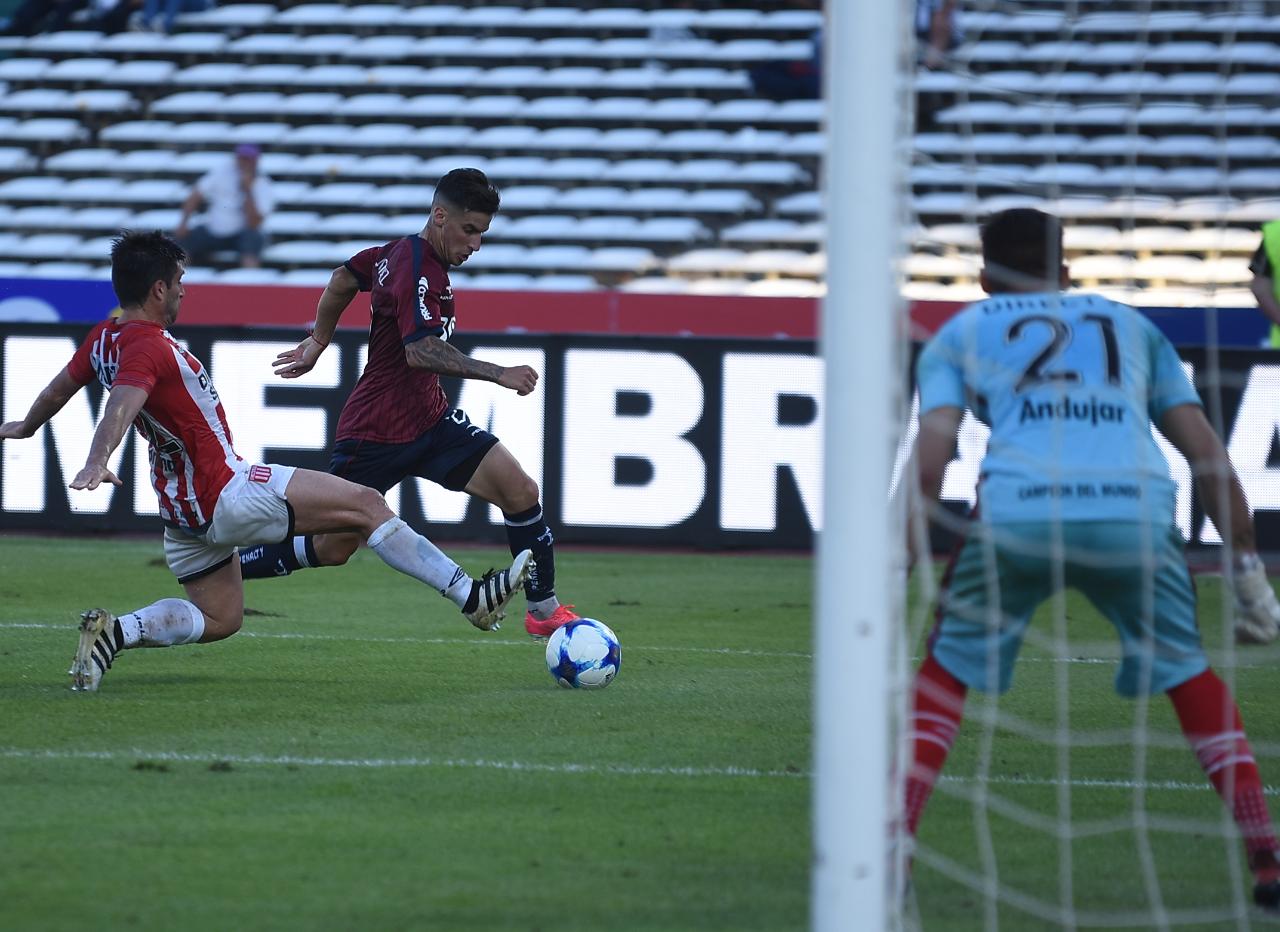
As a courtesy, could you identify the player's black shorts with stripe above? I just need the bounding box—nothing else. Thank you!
[328,407,499,494]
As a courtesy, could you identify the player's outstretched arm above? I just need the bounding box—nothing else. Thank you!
[1162,403,1254,554]
[0,367,83,440]
[69,385,149,491]
[405,335,539,396]
[1162,402,1280,643]
[273,265,360,379]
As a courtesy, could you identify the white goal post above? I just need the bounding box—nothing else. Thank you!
[813,0,911,929]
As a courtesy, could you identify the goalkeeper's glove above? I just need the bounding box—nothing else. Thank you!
[1233,552,1280,645]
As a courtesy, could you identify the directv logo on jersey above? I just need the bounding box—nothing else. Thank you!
[1019,395,1126,426]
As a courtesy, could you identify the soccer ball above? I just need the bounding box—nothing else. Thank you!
[545,618,621,689]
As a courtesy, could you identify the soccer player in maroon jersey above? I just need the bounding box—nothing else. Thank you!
[242,168,580,640]
[0,231,530,692]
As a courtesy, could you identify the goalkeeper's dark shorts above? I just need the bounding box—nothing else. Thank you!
[929,520,1207,698]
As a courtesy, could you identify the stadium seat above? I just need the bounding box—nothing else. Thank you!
[0,57,51,81]
[216,268,285,284]
[181,4,277,28]
[28,261,97,278]
[742,279,825,298]
[278,268,337,286]
[464,274,537,291]
[583,247,657,272]
[43,58,115,82]
[7,205,80,230]
[2,233,85,259]
[130,209,182,230]
[529,274,600,291]
[618,276,694,294]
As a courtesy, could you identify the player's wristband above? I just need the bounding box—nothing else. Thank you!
[308,333,329,349]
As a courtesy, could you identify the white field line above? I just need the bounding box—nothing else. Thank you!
[1,745,1278,797]
[0,746,804,780]
[0,622,808,659]
[1,621,1273,669]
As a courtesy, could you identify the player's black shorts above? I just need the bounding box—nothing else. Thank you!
[328,408,500,494]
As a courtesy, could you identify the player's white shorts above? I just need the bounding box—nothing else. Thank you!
[164,463,297,583]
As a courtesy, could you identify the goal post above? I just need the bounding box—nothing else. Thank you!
[813,0,912,929]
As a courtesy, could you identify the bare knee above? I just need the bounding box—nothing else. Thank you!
[500,475,540,514]
[352,486,393,530]
[314,532,360,566]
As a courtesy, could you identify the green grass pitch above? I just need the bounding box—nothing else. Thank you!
[2,535,1279,930]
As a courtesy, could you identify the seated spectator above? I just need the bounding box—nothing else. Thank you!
[917,0,961,69]
[749,26,822,101]
[141,0,212,33]
[2,0,134,35]
[94,0,142,34]
[177,144,274,269]
[3,0,90,35]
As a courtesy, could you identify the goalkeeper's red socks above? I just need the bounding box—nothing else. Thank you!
[905,653,968,837]
[1168,668,1280,881]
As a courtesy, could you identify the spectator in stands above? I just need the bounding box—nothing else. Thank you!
[748,25,822,101]
[176,143,273,269]
[3,0,89,35]
[2,0,135,35]
[1249,222,1280,349]
[140,0,211,33]
[95,0,141,33]
[917,0,961,69]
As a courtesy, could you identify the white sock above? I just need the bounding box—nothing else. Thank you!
[293,536,315,568]
[528,596,561,621]
[117,598,206,647]
[368,517,473,608]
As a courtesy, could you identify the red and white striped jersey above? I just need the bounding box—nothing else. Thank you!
[68,318,243,530]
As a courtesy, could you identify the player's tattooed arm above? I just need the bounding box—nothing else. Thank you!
[406,336,539,395]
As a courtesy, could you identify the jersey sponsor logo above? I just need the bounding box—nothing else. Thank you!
[375,258,390,287]
[418,276,431,323]
[248,465,272,484]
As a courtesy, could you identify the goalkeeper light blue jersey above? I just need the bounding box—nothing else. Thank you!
[916,291,1201,525]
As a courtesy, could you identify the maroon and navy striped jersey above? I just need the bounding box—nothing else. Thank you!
[336,235,454,444]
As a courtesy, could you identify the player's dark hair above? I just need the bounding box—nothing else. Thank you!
[111,230,187,308]
[432,168,501,216]
[980,208,1063,292]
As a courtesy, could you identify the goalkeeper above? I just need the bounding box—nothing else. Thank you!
[906,208,1280,910]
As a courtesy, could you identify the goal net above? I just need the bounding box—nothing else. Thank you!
[884,1,1280,929]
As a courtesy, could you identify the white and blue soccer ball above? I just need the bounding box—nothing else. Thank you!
[545,618,621,689]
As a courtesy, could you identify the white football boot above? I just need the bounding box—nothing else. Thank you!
[463,550,533,631]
